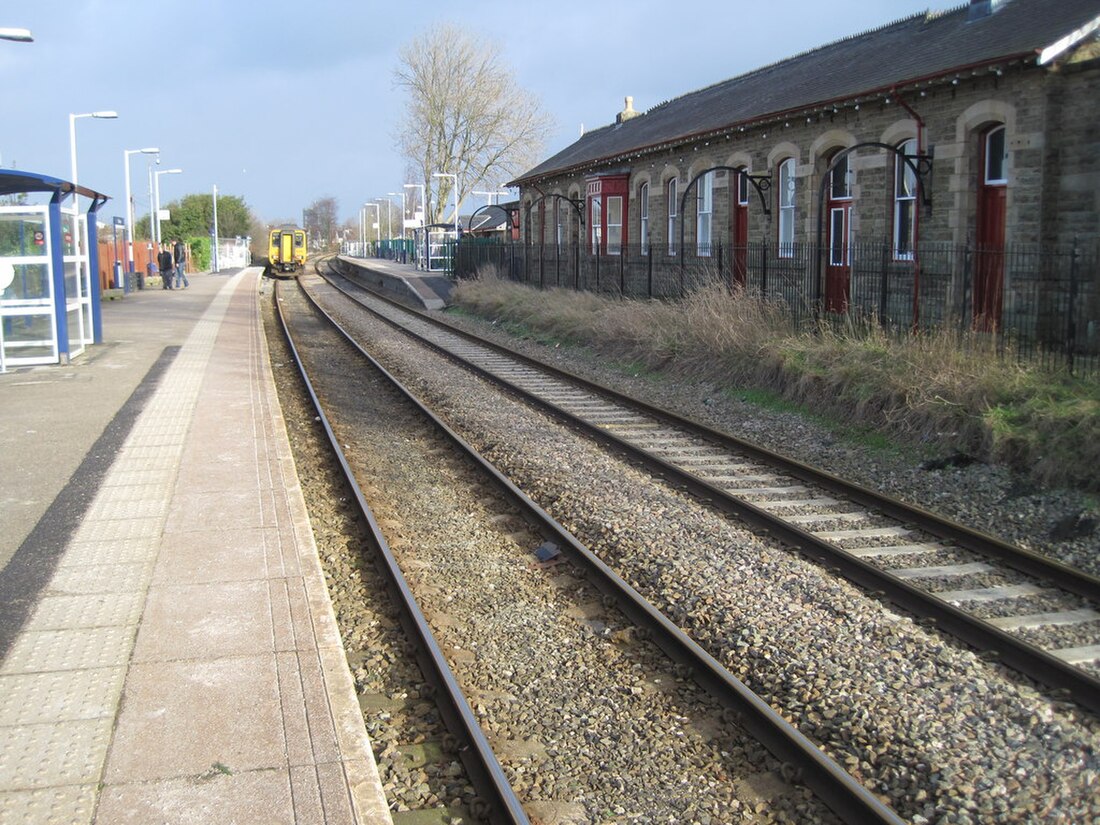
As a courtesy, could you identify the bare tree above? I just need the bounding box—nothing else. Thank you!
[302,195,339,250]
[394,23,553,226]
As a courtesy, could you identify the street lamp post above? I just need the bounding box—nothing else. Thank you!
[364,203,379,251]
[375,198,392,250]
[69,111,117,203]
[211,185,220,273]
[431,172,459,237]
[123,147,158,286]
[68,110,117,306]
[404,183,427,267]
[388,191,407,241]
[153,168,183,245]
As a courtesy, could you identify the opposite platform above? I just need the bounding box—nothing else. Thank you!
[0,268,391,824]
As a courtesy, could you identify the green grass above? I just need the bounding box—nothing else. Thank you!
[727,387,905,456]
[452,271,1100,491]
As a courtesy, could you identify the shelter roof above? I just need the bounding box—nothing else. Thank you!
[513,0,1100,184]
[0,169,109,202]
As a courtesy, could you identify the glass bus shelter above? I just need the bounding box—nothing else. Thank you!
[0,170,108,372]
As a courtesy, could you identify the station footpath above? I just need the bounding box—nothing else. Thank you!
[0,268,392,824]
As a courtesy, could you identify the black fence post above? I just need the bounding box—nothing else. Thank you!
[647,251,653,298]
[958,243,971,336]
[879,238,890,327]
[1067,236,1079,375]
[620,249,625,297]
[761,240,769,298]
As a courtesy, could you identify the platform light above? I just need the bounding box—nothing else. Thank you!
[123,147,159,284]
[0,27,33,42]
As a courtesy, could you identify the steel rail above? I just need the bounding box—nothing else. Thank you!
[331,259,1100,603]
[323,259,1100,715]
[274,280,529,824]
[294,271,906,824]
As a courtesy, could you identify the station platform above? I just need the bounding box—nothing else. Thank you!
[336,256,454,311]
[0,268,392,824]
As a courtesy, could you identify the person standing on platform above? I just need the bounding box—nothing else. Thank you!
[173,238,189,288]
[157,243,174,290]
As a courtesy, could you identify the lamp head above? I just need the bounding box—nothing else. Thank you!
[0,28,33,42]
[92,111,118,119]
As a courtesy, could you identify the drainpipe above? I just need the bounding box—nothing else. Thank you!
[892,87,925,329]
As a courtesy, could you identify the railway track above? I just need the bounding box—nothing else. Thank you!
[325,257,1100,716]
[272,274,906,823]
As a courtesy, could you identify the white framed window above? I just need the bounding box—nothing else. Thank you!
[985,125,1007,184]
[736,167,749,206]
[829,153,852,200]
[696,171,713,256]
[639,183,649,255]
[606,196,622,255]
[590,196,602,254]
[894,139,916,260]
[778,158,796,257]
[667,178,678,256]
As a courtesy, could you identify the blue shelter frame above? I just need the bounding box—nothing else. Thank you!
[0,170,109,370]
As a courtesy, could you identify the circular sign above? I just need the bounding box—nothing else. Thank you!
[0,260,14,292]
[33,230,44,246]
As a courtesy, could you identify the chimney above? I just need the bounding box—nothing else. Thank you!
[968,0,1009,21]
[616,96,639,124]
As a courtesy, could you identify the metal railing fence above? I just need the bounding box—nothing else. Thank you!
[454,237,1100,377]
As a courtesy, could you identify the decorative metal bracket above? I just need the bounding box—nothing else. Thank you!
[680,166,772,219]
[525,193,585,226]
[901,150,935,212]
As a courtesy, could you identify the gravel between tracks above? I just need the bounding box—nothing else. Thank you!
[272,282,837,824]
[307,275,1100,825]
[438,307,1100,579]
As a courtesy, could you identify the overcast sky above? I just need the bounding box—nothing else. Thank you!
[3,0,939,228]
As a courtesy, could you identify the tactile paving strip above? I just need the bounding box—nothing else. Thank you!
[0,272,245,818]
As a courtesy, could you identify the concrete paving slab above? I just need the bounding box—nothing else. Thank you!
[0,269,392,823]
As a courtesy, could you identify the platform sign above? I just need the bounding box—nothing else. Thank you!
[157,209,170,221]
[113,216,125,227]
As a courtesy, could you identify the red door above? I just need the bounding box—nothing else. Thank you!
[824,154,852,313]
[732,168,748,287]
[975,125,1007,329]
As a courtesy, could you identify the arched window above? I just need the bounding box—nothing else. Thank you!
[984,125,1007,184]
[667,178,678,256]
[777,158,796,257]
[696,171,714,256]
[639,183,649,256]
[893,139,917,260]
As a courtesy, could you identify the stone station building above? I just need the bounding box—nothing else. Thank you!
[502,0,1100,357]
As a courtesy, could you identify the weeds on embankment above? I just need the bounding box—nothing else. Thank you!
[451,271,1100,492]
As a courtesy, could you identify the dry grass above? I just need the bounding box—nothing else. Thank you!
[452,268,1100,491]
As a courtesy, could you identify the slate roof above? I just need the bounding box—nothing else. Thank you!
[514,0,1100,184]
